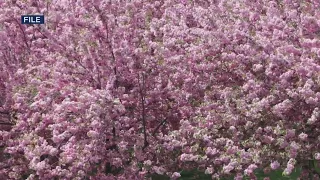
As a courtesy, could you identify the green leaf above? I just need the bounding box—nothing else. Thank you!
[314,160,320,174]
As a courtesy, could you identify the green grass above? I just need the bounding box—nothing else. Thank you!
[151,168,302,180]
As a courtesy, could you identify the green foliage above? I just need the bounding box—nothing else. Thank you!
[150,168,302,180]
[252,168,301,180]
[151,174,171,180]
[314,160,320,174]
[179,170,211,180]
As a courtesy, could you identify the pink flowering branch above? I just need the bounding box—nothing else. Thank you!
[0,0,320,179]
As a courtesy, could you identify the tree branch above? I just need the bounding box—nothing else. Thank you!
[94,5,119,138]
[0,122,14,126]
[152,118,167,137]
[138,73,148,150]
[0,111,10,115]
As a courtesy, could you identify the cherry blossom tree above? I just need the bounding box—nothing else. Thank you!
[0,0,319,179]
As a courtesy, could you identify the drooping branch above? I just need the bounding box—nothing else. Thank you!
[152,118,167,137]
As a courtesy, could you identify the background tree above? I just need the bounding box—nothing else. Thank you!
[0,0,319,179]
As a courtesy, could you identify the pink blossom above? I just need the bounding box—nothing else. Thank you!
[205,167,214,174]
[286,129,295,139]
[153,166,166,175]
[2,0,320,179]
[172,172,181,179]
[270,161,280,170]
[205,147,218,156]
[223,165,234,174]
[143,160,152,166]
[87,130,99,138]
[35,161,47,171]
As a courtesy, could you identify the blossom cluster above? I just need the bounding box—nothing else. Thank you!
[0,0,320,179]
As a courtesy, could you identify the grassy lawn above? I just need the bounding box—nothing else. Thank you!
[151,168,302,180]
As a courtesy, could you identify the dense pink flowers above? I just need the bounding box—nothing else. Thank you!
[0,0,320,179]
[270,161,280,170]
